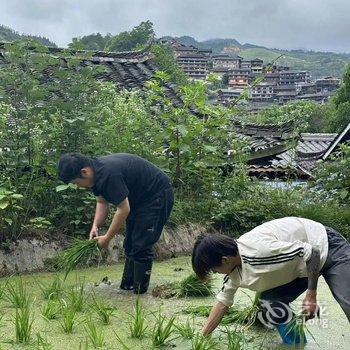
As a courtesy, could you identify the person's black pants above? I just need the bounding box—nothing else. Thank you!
[259,227,350,324]
[123,187,174,263]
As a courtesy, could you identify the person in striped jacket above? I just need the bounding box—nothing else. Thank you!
[191,217,350,337]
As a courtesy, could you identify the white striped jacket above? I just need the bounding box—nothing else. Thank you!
[216,217,329,307]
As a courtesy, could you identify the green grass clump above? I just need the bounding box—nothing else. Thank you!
[90,295,117,325]
[151,312,176,348]
[178,274,213,297]
[41,299,61,320]
[58,238,101,280]
[6,279,31,308]
[223,326,247,350]
[36,275,63,300]
[129,297,147,339]
[175,318,196,339]
[14,304,34,343]
[60,303,78,333]
[84,318,105,348]
[66,278,87,312]
[191,333,217,350]
[36,333,53,350]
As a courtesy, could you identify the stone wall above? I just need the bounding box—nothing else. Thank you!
[0,224,210,276]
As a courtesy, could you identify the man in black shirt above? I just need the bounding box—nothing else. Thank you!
[58,153,174,294]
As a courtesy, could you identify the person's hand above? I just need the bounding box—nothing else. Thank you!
[89,225,99,240]
[94,234,110,249]
[302,290,318,320]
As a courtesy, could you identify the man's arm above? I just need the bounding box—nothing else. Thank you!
[203,301,228,336]
[90,196,110,239]
[94,197,130,248]
[303,247,321,319]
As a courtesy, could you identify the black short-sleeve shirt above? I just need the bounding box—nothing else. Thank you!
[91,153,171,210]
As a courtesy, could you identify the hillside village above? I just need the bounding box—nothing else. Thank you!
[162,38,341,111]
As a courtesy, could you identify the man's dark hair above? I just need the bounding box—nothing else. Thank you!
[192,234,238,280]
[58,153,93,184]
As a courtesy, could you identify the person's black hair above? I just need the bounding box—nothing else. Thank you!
[192,234,238,280]
[58,153,93,184]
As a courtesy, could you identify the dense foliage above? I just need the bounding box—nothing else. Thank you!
[69,21,154,52]
[0,39,349,246]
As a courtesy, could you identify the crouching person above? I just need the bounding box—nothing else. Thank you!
[191,217,350,342]
[58,153,174,294]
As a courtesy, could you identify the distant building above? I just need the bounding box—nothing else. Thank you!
[228,68,250,87]
[274,85,298,104]
[251,82,276,101]
[218,88,244,105]
[315,76,340,93]
[176,53,208,80]
[279,70,311,85]
[296,82,317,95]
[296,91,330,103]
[212,54,242,70]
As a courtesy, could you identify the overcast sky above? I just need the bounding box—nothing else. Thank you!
[0,0,349,52]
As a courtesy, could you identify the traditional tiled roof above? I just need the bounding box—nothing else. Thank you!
[247,132,337,177]
[0,41,183,107]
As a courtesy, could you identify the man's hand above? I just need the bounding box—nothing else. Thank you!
[94,234,111,249]
[89,225,99,240]
[302,290,318,320]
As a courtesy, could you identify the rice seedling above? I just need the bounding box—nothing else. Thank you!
[84,318,105,348]
[129,297,147,338]
[79,338,90,350]
[36,275,63,300]
[36,333,53,350]
[151,311,177,348]
[191,333,217,350]
[58,238,101,280]
[175,317,196,339]
[177,274,213,297]
[60,303,78,333]
[90,295,117,325]
[113,331,131,350]
[41,299,61,320]
[66,278,87,312]
[6,279,30,308]
[183,305,211,318]
[222,326,247,350]
[14,304,34,344]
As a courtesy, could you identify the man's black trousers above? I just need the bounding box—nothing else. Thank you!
[123,186,174,263]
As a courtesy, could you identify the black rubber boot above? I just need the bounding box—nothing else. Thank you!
[120,257,134,290]
[133,260,152,294]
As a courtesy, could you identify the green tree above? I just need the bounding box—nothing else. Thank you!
[331,63,350,131]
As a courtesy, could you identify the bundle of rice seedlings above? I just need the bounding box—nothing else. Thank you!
[58,238,101,280]
[285,314,317,345]
[178,274,213,297]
